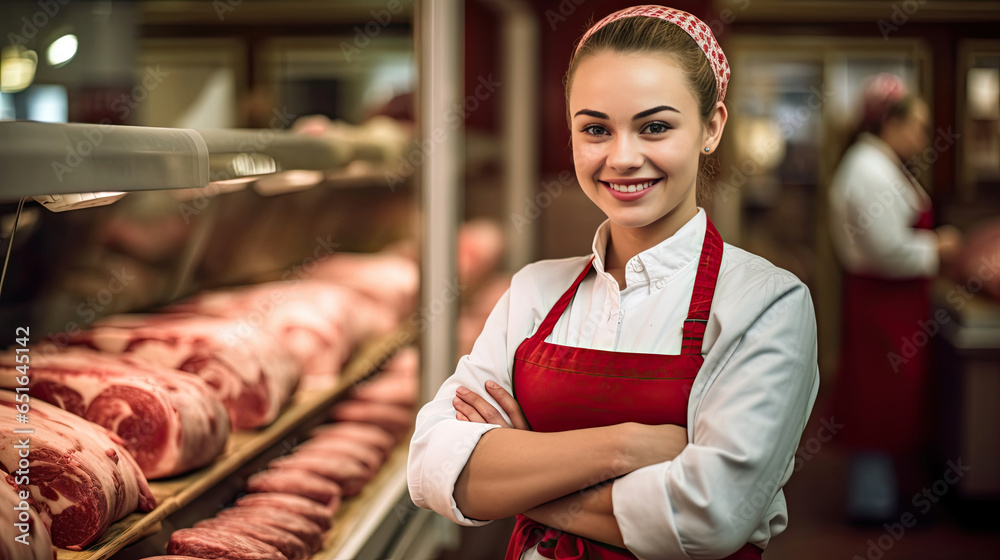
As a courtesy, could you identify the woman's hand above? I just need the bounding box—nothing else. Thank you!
[453,381,530,430]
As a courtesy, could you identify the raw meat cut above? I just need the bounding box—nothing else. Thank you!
[234,492,334,531]
[0,390,155,550]
[0,347,230,479]
[328,400,414,440]
[194,518,310,560]
[169,281,397,392]
[0,480,55,560]
[245,469,342,509]
[955,219,1000,303]
[309,422,398,453]
[349,366,417,407]
[268,453,371,497]
[64,314,300,429]
[166,527,287,560]
[456,219,505,290]
[307,253,419,320]
[293,437,385,471]
[215,506,324,552]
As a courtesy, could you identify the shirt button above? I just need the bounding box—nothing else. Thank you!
[633,261,644,272]
[655,279,664,289]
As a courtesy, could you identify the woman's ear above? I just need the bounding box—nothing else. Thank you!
[704,101,728,151]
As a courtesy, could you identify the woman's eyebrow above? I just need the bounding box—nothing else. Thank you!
[572,106,680,120]
[573,109,608,119]
[632,105,679,119]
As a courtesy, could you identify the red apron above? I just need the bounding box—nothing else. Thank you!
[832,201,935,455]
[506,217,762,560]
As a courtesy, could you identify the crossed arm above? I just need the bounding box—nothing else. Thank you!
[451,381,688,548]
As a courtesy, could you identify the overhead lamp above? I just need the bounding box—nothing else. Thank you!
[1,46,38,94]
[47,34,78,67]
[32,192,127,212]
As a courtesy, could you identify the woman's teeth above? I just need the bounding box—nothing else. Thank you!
[607,180,656,193]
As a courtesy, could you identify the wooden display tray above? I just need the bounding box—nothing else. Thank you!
[56,326,416,560]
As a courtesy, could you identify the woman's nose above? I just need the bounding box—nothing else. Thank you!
[606,135,643,172]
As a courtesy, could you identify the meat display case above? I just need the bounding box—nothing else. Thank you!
[0,115,452,559]
[0,120,456,560]
[0,1,480,558]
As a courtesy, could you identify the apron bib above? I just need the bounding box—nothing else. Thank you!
[506,217,762,560]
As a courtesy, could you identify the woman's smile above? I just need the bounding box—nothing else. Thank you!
[600,177,662,200]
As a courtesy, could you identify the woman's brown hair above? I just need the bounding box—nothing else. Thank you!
[564,16,722,204]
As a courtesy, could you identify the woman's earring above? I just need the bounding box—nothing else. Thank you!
[704,147,711,153]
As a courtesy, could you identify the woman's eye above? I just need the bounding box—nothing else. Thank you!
[582,125,609,136]
[642,122,672,134]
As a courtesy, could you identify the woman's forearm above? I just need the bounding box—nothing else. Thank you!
[454,421,687,520]
[523,483,624,548]
[454,424,634,520]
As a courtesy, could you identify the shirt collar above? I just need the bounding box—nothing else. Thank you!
[591,208,707,292]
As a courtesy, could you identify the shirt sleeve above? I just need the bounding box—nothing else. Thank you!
[611,279,820,559]
[841,163,938,278]
[407,288,517,526]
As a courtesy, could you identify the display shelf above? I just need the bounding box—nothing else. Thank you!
[54,324,416,560]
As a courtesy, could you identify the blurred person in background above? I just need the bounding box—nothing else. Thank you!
[828,73,963,523]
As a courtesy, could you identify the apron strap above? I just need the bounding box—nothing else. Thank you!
[681,216,724,355]
[528,257,595,344]
[530,215,723,356]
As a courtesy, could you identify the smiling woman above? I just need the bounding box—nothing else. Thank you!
[408,6,820,560]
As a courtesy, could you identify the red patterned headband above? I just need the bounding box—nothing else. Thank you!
[861,73,909,125]
[575,5,730,102]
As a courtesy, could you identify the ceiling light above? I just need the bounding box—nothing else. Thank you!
[47,34,78,67]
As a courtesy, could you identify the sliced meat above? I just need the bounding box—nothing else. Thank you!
[0,347,230,479]
[215,507,324,552]
[194,518,310,560]
[0,390,155,550]
[268,454,371,497]
[169,282,397,392]
[328,400,414,440]
[245,469,342,509]
[64,314,300,429]
[349,372,417,407]
[309,422,398,453]
[0,481,55,560]
[293,438,384,472]
[234,493,334,531]
[167,527,287,560]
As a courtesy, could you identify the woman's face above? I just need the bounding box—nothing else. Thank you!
[884,98,930,162]
[569,51,723,233]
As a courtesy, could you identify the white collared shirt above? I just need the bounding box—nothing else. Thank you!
[407,208,820,560]
[829,133,938,278]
